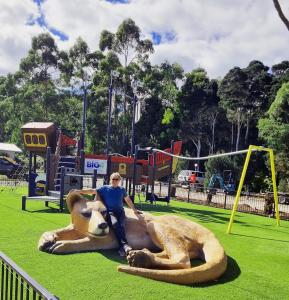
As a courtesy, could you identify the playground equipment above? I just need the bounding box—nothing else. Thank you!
[21,122,96,211]
[152,145,280,233]
[226,145,280,233]
[20,121,182,211]
[84,140,182,204]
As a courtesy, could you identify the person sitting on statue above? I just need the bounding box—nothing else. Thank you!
[76,172,142,257]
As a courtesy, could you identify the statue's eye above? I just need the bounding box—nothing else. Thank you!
[81,211,92,218]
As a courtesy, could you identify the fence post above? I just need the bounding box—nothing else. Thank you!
[187,184,190,203]
[167,140,174,202]
[60,166,65,211]
[80,150,85,189]
[224,192,227,209]
[92,169,98,189]
[132,145,138,203]
[45,147,51,195]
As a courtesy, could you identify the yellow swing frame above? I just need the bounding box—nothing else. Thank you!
[227,145,280,234]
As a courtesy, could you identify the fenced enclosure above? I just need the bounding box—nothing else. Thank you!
[1,175,288,221]
[0,178,27,193]
[0,252,58,300]
[153,182,289,220]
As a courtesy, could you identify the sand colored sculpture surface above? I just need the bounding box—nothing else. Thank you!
[38,191,227,284]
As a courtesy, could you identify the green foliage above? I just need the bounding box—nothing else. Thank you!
[258,82,289,152]
[0,20,288,188]
[258,82,289,181]
[161,108,174,124]
[278,178,289,192]
[99,18,153,67]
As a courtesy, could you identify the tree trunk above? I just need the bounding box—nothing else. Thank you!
[192,138,201,158]
[245,115,250,146]
[236,111,241,151]
[211,115,217,154]
[231,123,234,152]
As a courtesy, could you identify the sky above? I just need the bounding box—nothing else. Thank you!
[0,0,289,79]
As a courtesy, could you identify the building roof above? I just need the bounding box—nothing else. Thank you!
[21,122,55,129]
[0,143,22,153]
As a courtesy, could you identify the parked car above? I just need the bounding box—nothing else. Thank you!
[177,170,205,184]
[0,156,24,179]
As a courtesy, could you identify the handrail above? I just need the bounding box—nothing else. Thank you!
[0,251,58,299]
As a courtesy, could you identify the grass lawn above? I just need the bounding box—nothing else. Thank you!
[0,187,289,300]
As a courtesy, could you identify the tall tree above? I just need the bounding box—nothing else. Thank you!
[178,68,211,157]
[258,82,289,183]
[99,18,153,67]
[99,19,154,153]
[242,61,272,145]
[19,33,58,84]
[218,67,248,151]
[59,37,103,150]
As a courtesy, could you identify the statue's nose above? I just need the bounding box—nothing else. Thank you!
[98,222,108,230]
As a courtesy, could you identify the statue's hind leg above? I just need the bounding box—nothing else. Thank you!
[127,222,190,270]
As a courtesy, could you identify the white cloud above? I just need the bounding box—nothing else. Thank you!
[0,0,289,78]
[0,0,42,74]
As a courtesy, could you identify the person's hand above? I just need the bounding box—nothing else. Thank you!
[133,209,143,214]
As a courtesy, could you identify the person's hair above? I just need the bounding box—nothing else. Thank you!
[110,172,122,184]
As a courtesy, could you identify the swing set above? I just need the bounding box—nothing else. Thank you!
[152,145,281,233]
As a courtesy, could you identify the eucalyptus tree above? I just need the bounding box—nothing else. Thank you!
[178,68,213,157]
[58,37,103,149]
[244,61,272,143]
[0,74,18,142]
[16,33,60,119]
[90,51,122,153]
[206,80,221,154]
[218,67,248,151]
[131,61,184,148]
[258,82,289,184]
[19,33,58,83]
[99,19,154,152]
[99,18,153,68]
[270,60,289,104]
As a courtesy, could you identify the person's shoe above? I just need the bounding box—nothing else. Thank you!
[123,244,132,255]
[118,247,126,257]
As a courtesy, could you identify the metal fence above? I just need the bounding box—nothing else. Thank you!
[0,252,58,300]
[154,183,289,220]
[0,179,28,192]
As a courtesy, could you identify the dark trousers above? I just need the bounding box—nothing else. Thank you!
[106,208,128,247]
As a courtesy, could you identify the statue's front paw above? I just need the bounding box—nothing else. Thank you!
[38,232,57,252]
[127,250,153,268]
[47,241,68,254]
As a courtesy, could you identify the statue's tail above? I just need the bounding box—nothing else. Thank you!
[118,237,227,285]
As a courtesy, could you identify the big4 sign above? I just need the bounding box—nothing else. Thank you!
[84,158,107,175]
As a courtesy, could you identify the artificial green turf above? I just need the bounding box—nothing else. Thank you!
[0,188,289,300]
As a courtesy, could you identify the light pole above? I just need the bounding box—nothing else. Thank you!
[106,71,119,156]
[130,93,137,156]
[130,79,142,156]
[80,85,87,151]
